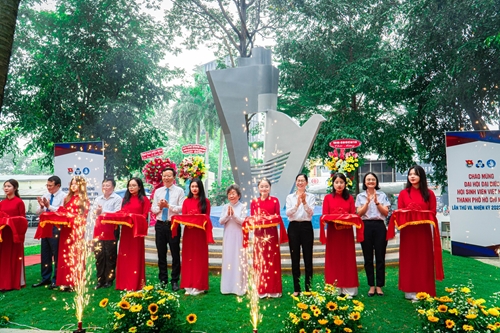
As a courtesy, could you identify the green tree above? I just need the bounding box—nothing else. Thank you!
[165,0,283,62]
[399,0,500,185]
[2,0,178,177]
[0,0,21,112]
[170,70,224,184]
[275,0,414,174]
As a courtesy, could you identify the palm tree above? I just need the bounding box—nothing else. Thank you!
[171,71,224,185]
[0,0,21,113]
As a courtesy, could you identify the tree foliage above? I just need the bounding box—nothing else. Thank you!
[275,0,414,172]
[275,0,500,186]
[165,0,284,61]
[2,0,179,178]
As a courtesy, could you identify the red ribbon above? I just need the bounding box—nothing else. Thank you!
[319,213,364,244]
[387,209,444,281]
[35,208,77,239]
[97,211,149,238]
[0,212,28,243]
[242,214,289,248]
[171,214,214,244]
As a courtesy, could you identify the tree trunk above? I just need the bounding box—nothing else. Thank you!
[0,0,21,113]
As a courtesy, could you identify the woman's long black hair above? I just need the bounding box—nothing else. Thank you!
[405,165,430,202]
[188,178,207,213]
[332,172,351,200]
[122,177,146,207]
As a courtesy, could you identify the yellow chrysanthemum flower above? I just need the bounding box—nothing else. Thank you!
[448,308,458,315]
[318,319,328,325]
[99,298,108,308]
[489,308,500,317]
[445,319,455,329]
[416,292,430,300]
[118,300,131,310]
[344,328,353,333]
[292,318,300,325]
[113,323,119,330]
[297,303,308,310]
[143,285,154,291]
[340,305,349,311]
[461,287,471,293]
[186,314,197,324]
[146,320,154,327]
[463,324,474,331]
[438,296,453,303]
[313,329,321,333]
[148,303,158,315]
[128,327,137,333]
[445,287,456,293]
[465,313,478,320]
[438,305,448,312]
[289,313,297,319]
[313,309,321,317]
[349,312,361,321]
[1,316,9,322]
[151,315,158,321]
[301,313,311,320]
[157,298,166,305]
[487,324,497,331]
[334,318,344,325]
[418,309,426,315]
[299,329,306,333]
[130,305,142,312]
[302,291,312,296]
[427,316,439,323]
[326,301,338,311]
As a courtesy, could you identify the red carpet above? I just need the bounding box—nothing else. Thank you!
[25,254,41,266]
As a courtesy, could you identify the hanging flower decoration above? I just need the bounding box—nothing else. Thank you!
[325,150,359,191]
[142,157,177,186]
[178,156,207,185]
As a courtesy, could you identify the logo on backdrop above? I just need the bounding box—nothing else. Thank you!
[465,160,473,168]
[476,160,485,168]
[487,159,496,168]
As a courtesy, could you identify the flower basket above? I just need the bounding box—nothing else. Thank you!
[281,283,369,333]
[414,284,500,332]
[142,158,177,187]
[178,156,207,186]
[100,283,197,332]
[325,151,359,191]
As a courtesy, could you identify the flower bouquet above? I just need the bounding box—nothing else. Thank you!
[281,283,369,333]
[414,284,500,332]
[325,151,359,191]
[178,156,207,186]
[142,158,177,187]
[100,283,197,332]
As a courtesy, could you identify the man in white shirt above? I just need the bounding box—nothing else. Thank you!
[33,175,66,289]
[151,167,185,291]
[91,178,122,289]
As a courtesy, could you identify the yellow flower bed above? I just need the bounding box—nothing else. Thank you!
[414,284,500,332]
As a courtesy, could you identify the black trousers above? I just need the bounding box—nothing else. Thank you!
[155,221,181,284]
[40,226,60,283]
[361,220,387,287]
[94,228,119,285]
[287,221,314,292]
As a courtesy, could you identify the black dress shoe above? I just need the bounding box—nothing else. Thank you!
[50,283,58,290]
[103,282,113,288]
[94,283,104,290]
[32,280,51,288]
[367,292,375,297]
[171,282,179,292]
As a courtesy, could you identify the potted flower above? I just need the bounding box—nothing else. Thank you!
[281,283,369,333]
[413,284,500,332]
[100,283,197,332]
[325,151,359,191]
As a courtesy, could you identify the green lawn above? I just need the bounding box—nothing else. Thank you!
[2,251,499,332]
